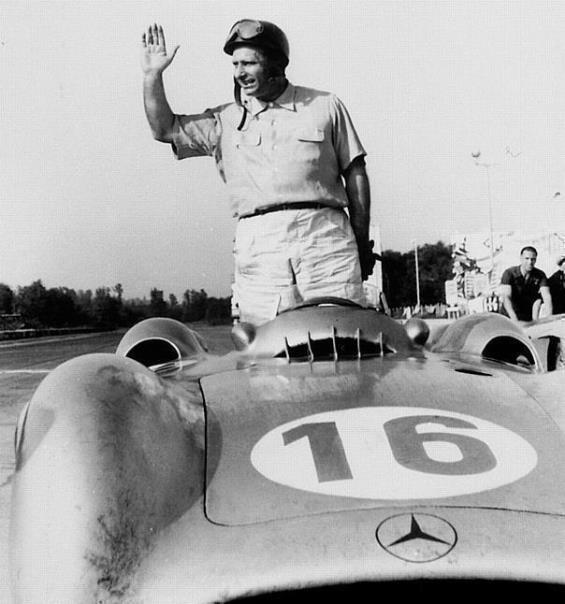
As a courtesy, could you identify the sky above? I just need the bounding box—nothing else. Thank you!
[2,0,565,300]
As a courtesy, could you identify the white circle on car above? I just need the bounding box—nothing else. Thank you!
[250,407,538,499]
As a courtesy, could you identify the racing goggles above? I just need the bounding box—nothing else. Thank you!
[225,19,264,45]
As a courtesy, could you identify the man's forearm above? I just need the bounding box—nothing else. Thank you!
[542,288,553,315]
[143,72,175,142]
[502,296,518,321]
[344,157,375,280]
[344,157,371,247]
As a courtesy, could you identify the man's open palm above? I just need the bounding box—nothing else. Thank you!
[141,24,179,74]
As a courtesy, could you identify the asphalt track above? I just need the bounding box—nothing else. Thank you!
[0,324,234,602]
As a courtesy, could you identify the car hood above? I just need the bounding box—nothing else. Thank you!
[201,355,565,525]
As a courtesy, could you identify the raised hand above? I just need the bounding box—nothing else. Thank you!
[140,24,179,75]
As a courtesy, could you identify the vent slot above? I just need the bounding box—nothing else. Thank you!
[454,366,493,376]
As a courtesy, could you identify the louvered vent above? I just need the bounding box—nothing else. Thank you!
[275,328,396,362]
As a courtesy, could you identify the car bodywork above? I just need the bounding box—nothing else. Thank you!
[9,303,565,602]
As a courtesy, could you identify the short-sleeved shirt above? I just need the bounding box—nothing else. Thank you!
[549,270,565,314]
[171,83,366,217]
[500,265,548,321]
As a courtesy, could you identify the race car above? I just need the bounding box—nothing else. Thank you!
[9,299,565,602]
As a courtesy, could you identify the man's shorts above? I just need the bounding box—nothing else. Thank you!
[232,206,365,326]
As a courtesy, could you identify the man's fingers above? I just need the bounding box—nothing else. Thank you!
[158,25,168,51]
[141,24,178,68]
[153,23,166,47]
[143,24,161,46]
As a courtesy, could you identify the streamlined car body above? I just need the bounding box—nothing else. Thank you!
[9,302,565,602]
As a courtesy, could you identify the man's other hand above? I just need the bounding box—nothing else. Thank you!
[358,239,379,281]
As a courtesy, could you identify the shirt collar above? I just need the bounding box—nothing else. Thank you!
[241,82,296,116]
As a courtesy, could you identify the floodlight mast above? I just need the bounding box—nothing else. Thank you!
[472,151,496,287]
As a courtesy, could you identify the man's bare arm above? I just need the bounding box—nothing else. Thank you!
[540,285,553,316]
[141,24,179,142]
[344,156,375,280]
[500,284,519,321]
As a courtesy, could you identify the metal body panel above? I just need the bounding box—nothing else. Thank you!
[8,308,565,602]
[133,506,565,603]
[202,357,565,524]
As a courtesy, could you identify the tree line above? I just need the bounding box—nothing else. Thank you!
[381,241,453,309]
[0,241,453,330]
[0,281,231,330]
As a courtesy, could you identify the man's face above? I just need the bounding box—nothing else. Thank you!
[232,46,270,98]
[520,250,537,273]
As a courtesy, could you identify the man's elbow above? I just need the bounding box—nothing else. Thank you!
[343,155,367,179]
[145,114,175,143]
[150,126,174,144]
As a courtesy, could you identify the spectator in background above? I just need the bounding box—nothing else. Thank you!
[500,246,553,322]
[548,255,565,315]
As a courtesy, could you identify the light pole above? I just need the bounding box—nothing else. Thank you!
[471,152,496,286]
[412,239,421,311]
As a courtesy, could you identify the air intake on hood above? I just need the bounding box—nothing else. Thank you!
[482,336,536,368]
[124,337,181,371]
[275,329,396,362]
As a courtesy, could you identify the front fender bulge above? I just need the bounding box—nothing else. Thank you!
[10,353,204,603]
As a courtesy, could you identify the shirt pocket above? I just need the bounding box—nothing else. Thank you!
[235,132,261,147]
[296,128,325,143]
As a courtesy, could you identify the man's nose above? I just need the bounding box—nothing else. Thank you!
[235,65,246,78]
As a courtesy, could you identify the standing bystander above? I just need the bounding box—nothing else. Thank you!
[499,246,553,322]
[548,255,565,315]
[548,255,565,369]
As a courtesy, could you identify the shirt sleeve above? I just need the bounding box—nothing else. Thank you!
[500,268,512,285]
[329,95,366,173]
[171,110,220,160]
[539,271,549,287]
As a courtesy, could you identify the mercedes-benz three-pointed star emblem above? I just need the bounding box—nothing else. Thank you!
[376,513,457,562]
